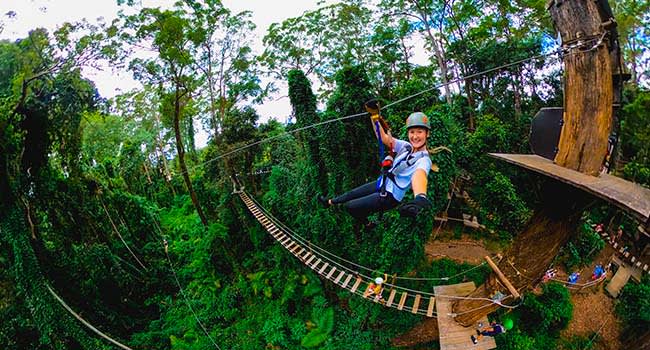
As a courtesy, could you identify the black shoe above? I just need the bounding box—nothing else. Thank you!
[471,335,478,344]
[476,329,481,336]
[317,195,330,208]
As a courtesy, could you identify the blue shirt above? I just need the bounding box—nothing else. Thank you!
[379,139,432,202]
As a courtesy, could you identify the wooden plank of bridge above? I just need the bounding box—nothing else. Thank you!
[311,259,322,270]
[489,153,650,224]
[426,297,435,317]
[435,282,495,350]
[319,262,329,275]
[411,294,421,314]
[397,292,408,311]
[350,277,363,293]
[326,267,337,279]
[334,270,346,284]
[341,274,353,289]
[305,255,316,266]
[386,289,397,307]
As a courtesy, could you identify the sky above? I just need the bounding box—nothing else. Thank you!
[0,0,341,138]
[0,0,430,147]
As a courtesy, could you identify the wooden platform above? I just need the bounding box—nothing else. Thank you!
[606,263,633,298]
[435,282,496,350]
[490,153,650,224]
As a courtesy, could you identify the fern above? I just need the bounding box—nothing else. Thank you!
[301,307,334,348]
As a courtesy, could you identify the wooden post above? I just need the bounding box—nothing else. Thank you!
[485,256,520,299]
[548,0,614,176]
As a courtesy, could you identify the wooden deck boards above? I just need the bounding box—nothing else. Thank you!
[435,282,496,350]
[489,153,650,223]
[606,265,632,298]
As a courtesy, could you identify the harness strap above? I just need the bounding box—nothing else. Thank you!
[385,149,430,190]
[375,121,389,197]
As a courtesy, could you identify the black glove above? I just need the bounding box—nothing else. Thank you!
[399,194,432,218]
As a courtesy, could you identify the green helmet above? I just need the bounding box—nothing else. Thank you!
[503,318,514,330]
[406,112,430,130]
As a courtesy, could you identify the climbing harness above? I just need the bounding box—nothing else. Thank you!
[383,145,432,191]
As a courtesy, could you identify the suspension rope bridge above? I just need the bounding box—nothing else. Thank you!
[238,190,520,317]
[45,36,607,349]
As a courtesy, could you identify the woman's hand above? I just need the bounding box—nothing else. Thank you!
[399,194,431,218]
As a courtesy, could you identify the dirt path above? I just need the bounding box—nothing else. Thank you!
[424,237,495,265]
[562,289,622,350]
[393,235,499,347]
[392,318,440,348]
[560,246,623,350]
[397,233,626,349]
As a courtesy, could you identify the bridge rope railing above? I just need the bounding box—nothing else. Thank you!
[239,191,520,317]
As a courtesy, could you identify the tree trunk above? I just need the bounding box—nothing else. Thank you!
[452,0,616,326]
[461,65,477,131]
[512,69,522,120]
[454,182,590,326]
[427,33,453,106]
[155,114,176,197]
[173,87,209,227]
[204,43,220,137]
[551,0,614,176]
[416,5,452,106]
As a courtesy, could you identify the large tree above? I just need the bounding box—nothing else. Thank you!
[124,7,209,226]
[0,26,118,349]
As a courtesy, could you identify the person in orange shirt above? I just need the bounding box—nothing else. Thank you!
[363,276,386,303]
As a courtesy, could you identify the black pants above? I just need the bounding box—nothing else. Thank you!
[331,181,400,220]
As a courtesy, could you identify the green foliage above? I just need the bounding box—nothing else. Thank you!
[1,208,106,349]
[560,334,598,350]
[324,65,376,190]
[475,170,532,234]
[519,283,573,336]
[497,329,536,350]
[498,283,573,350]
[615,275,650,336]
[619,89,650,187]
[261,3,374,89]
[287,69,327,192]
[561,222,605,270]
[6,0,648,348]
[301,305,334,348]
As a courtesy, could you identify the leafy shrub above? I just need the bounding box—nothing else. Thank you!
[519,283,573,335]
[561,222,605,270]
[616,275,650,336]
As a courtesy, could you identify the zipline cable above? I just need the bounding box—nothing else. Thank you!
[183,39,600,176]
[149,212,222,350]
[99,197,148,271]
[46,284,134,350]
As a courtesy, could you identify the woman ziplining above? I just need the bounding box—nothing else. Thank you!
[318,100,448,226]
